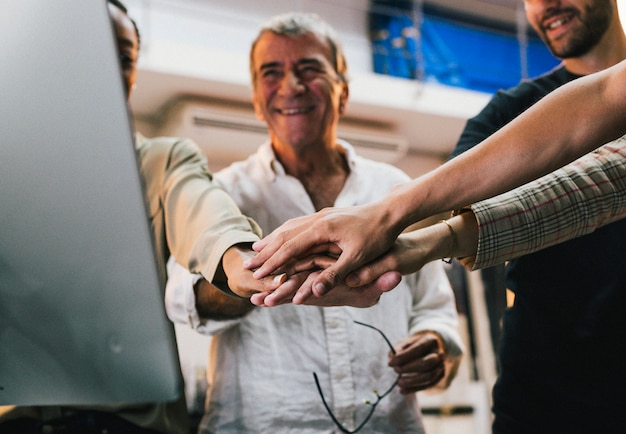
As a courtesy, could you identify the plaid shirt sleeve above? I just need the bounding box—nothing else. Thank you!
[462,135,626,270]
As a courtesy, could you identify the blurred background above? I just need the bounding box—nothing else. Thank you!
[122,1,626,432]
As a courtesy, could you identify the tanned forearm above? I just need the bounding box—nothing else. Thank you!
[380,61,626,230]
[194,277,254,321]
[193,244,259,321]
[193,243,293,320]
[394,211,479,274]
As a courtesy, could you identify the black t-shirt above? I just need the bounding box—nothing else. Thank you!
[450,66,580,159]
[450,65,626,426]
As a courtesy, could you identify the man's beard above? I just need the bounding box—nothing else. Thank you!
[539,0,613,59]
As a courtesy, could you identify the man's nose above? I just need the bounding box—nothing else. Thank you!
[528,0,562,13]
[278,70,305,96]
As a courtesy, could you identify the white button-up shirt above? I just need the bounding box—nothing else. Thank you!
[166,140,463,433]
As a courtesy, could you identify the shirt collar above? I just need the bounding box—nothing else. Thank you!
[257,138,357,181]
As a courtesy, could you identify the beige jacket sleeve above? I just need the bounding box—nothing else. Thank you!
[136,135,261,285]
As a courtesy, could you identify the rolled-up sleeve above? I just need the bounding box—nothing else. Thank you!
[165,257,240,335]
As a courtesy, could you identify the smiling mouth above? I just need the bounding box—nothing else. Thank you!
[276,107,313,115]
[543,12,575,31]
[547,17,570,30]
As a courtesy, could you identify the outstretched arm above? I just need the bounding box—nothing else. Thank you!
[344,137,626,290]
[246,60,626,296]
[200,245,397,313]
[164,245,398,324]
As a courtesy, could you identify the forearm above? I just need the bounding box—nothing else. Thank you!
[194,244,292,318]
[393,137,626,273]
[468,138,626,269]
[193,245,264,320]
[380,61,626,229]
[194,244,260,320]
[395,212,479,273]
[194,278,254,321]
[164,254,254,326]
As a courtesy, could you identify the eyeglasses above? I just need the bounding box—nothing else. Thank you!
[313,320,400,433]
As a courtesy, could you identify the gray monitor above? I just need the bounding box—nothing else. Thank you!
[0,0,182,405]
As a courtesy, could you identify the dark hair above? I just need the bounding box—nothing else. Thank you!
[108,0,141,50]
[108,0,128,13]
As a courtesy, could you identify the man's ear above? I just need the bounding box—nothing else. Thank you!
[252,93,265,121]
[338,83,349,115]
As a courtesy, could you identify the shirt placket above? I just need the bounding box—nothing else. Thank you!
[323,307,357,431]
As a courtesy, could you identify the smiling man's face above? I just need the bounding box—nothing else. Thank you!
[524,0,614,58]
[250,31,348,153]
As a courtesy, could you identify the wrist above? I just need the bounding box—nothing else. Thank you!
[437,211,479,262]
[398,223,452,271]
[438,220,457,264]
[453,211,479,258]
[380,186,423,236]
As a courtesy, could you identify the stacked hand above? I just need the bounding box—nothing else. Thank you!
[245,201,405,303]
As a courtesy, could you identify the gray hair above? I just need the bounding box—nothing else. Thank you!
[249,12,348,86]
